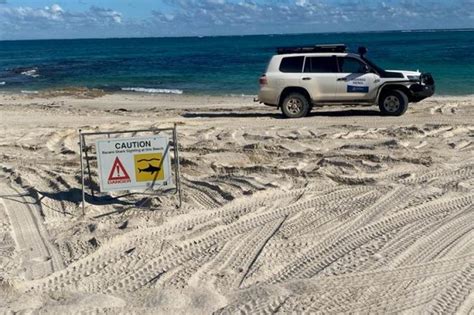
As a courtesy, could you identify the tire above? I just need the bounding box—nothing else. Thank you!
[281,93,310,118]
[378,89,409,116]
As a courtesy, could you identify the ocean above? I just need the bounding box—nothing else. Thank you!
[0,29,472,96]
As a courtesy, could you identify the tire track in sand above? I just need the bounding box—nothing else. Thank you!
[425,262,474,314]
[198,216,287,292]
[216,255,471,313]
[18,186,361,294]
[0,178,64,280]
[265,193,473,284]
[93,187,371,294]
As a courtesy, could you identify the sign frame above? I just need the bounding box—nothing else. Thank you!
[78,124,182,215]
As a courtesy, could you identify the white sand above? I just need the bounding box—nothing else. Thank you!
[0,92,473,314]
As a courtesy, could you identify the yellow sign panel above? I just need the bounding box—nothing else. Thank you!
[134,153,165,182]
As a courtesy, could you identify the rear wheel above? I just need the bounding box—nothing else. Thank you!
[281,93,310,118]
[379,90,408,116]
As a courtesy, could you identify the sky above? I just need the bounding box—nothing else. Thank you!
[0,0,473,40]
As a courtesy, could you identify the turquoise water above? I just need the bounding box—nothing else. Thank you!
[0,29,472,95]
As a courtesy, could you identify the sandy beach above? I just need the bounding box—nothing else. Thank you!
[0,92,473,313]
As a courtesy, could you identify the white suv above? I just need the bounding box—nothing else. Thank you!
[257,44,435,118]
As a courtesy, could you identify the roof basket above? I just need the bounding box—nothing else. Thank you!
[277,44,347,54]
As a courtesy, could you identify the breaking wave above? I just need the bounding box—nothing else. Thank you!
[226,93,258,98]
[21,68,40,78]
[21,90,39,94]
[0,82,5,86]
[121,87,183,95]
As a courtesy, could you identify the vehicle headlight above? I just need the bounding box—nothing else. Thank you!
[407,75,420,81]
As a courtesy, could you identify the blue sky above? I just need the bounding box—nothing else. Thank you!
[0,0,473,40]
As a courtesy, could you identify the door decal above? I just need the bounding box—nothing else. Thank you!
[347,85,369,93]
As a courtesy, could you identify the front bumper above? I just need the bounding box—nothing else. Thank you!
[409,73,435,102]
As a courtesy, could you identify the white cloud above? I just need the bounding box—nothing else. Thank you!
[0,4,123,39]
[0,0,472,39]
[89,6,122,24]
[49,4,63,14]
[148,0,474,36]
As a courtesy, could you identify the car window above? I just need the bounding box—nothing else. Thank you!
[304,57,338,73]
[338,57,367,73]
[279,56,304,73]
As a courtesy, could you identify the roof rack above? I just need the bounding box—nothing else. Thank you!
[277,44,347,55]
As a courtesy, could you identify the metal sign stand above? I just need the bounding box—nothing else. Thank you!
[78,124,182,215]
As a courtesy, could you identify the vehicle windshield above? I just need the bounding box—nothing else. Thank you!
[363,57,385,74]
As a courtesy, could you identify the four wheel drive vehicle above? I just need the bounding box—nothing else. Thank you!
[256,44,435,118]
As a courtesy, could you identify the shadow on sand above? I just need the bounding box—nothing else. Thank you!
[311,109,382,117]
[0,188,143,214]
[37,188,135,206]
[182,108,381,119]
[182,112,282,119]
[39,188,160,218]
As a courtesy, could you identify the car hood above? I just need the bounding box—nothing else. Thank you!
[386,70,421,77]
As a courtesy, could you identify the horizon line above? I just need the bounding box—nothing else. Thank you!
[1,27,473,42]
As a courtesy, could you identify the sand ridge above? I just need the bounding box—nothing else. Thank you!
[0,93,473,313]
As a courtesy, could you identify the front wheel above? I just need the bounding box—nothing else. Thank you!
[378,90,408,116]
[281,93,310,118]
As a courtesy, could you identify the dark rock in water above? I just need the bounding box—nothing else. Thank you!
[114,108,128,112]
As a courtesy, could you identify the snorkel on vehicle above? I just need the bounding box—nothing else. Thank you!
[358,46,405,78]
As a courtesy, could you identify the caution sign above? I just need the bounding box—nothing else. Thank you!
[96,136,172,192]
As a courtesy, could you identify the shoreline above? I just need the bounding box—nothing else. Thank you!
[0,88,259,99]
[1,88,473,100]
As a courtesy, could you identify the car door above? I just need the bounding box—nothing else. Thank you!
[335,57,380,101]
[300,56,339,101]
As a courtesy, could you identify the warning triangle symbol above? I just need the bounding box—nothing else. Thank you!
[108,157,131,183]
